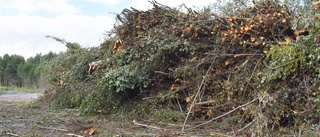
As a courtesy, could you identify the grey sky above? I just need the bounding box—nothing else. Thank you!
[0,0,213,58]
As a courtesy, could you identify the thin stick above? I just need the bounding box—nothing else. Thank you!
[185,98,258,131]
[181,56,217,131]
[37,125,68,132]
[66,133,84,137]
[5,132,19,137]
[156,121,190,127]
[154,71,174,77]
[205,53,262,57]
[195,100,216,105]
[236,119,255,133]
[142,96,156,100]
[176,98,184,114]
[133,120,165,130]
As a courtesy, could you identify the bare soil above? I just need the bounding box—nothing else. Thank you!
[0,91,192,137]
[2,91,317,136]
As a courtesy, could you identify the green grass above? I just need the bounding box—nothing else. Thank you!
[0,86,9,92]
[12,87,44,93]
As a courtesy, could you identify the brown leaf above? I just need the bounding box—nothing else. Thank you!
[83,126,96,136]
[263,50,268,54]
[285,37,292,43]
[206,109,212,116]
[170,84,175,91]
[225,60,230,66]
[207,95,213,100]
[282,18,286,23]
[185,97,191,103]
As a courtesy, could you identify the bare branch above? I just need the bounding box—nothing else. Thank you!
[182,56,217,131]
[4,132,19,137]
[37,126,68,132]
[133,120,165,130]
[205,53,263,57]
[236,119,256,134]
[66,133,84,137]
[154,71,174,77]
[195,100,216,105]
[185,97,258,131]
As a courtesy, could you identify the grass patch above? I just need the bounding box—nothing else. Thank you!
[11,87,44,93]
[0,86,9,92]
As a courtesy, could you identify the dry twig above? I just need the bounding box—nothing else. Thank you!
[37,125,68,132]
[4,132,19,137]
[66,133,84,137]
[181,56,217,131]
[236,119,256,134]
[185,97,258,131]
[133,120,166,130]
[195,100,216,105]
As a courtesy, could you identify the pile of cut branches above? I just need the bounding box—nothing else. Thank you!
[43,0,319,136]
[103,0,319,135]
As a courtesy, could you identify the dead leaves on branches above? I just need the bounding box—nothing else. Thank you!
[114,0,302,49]
[108,0,315,135]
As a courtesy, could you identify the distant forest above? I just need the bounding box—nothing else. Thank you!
[0,52,57,88]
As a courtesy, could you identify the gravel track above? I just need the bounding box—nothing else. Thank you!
[0,91,41,102]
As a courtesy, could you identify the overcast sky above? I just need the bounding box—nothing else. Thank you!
[0,0,214,59]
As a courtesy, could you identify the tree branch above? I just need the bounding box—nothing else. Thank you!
[185,97,258,131]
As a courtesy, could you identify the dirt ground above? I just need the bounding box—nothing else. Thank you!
[1,91,318,136]
[0,91,197,137]
[0,91,119,137]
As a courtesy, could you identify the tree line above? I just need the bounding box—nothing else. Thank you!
[0,52,57,88]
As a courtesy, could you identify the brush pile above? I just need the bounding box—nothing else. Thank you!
[43,0,319,136]
[103,0,320,135]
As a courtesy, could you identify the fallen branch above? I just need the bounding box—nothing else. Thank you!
[175,98,184,114]
[37,125,68,132]
[185,97,258,131]
[195,100,216,105]
[154,71,175,78]
[4,132,19,137]
[142,96,157,100]
[236,119,255,134]
[66,133,84,137]
[156,121,190,127]
[132,133,158,136]
[133,120,165,130]
[205,53,263,57]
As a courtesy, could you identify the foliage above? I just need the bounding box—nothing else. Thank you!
[39,0,320,136]
[102,64,148,93]
[262,42,304,82]
[0,52,57,88]
[40,38,102,109]
[0,54,25,87]
[0,86,8,92]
